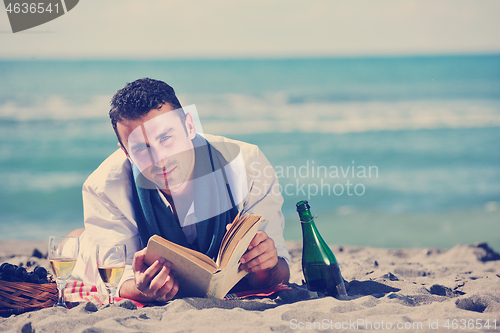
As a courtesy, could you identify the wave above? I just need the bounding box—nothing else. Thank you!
[0,95,112,121]
[374,167,500,195]
[184,94,500,134]
[1,94,500,134]
[0,171,88,193]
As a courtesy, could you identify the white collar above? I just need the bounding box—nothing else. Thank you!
[156,188,195,228]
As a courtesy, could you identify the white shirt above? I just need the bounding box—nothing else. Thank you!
[72,134,290,295]
[157,189,197,244]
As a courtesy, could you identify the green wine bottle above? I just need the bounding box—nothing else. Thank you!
[297,200,347,298]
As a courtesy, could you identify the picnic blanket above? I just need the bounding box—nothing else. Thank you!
[64,281,292,307]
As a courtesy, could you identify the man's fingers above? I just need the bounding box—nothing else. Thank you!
[240,237,275,264]
[156,275,178,301]
[164,278,179,300]
[142,258,165,279]
[235,228,279,274]
[243,254,278,273]
[130,248,177,301]
[242,251,273,269]
[239,233,278,273]
[149,263,172,293]
[248,231,268,250]
[241,249,277,272]
[135,258,168,294]
[132,248,147,273]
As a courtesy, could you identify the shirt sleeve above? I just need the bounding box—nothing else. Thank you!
[240,145,291,265]
[72,161,141,296]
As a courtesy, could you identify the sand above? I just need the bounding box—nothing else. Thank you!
[1,240,499,332]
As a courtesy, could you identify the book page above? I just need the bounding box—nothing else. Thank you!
[145,236,216,298]
[219,215,262,269]
[147,235,217,270]
[206,220,261,298]
[217,212,242,261]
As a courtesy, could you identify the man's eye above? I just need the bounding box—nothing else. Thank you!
[160,135,171,143]
[134,145,148,152]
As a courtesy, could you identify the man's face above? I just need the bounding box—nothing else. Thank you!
[117,104,196,196]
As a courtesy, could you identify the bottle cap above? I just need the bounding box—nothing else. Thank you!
[296,200,310,212]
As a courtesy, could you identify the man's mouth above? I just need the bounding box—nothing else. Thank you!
[156,166,176,179]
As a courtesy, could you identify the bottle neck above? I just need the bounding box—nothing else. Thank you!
[297,201,338,265]
[298,209,313,223]
[297,200,313,223]
[301,216,319,240]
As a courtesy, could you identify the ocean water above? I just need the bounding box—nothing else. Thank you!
[0,55,499,249]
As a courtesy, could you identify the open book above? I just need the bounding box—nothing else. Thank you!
[144,214,263,299]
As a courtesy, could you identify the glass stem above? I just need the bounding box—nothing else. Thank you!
[107,286,117,304]
[56,279,67,307]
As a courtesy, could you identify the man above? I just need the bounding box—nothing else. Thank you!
[73,78,290,302]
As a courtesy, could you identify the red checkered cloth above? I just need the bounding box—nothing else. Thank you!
[64,281,291,306]
[64,280,146,308]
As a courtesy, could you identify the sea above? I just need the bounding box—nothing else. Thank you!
[1,55,499,250]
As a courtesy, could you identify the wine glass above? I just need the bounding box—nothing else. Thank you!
[48,236,79,308]
[96,244,126,304]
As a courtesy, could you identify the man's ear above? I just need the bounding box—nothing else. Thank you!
[118,142,134,164]
[184,113,197,140]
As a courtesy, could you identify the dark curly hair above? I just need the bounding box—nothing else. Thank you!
[109,78,185,147]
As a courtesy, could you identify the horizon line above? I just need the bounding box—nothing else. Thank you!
[0,51,499,62]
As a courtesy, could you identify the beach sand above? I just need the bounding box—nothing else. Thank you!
[1,240,499,332]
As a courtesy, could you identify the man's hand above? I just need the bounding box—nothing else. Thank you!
[239,231,290,289]
[119,248,179,302]
[239,231,278,273]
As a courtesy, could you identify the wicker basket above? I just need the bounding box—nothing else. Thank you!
[0,280,57,310]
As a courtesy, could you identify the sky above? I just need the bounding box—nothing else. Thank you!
[0,0,499,59]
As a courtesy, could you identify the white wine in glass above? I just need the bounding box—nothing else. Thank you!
[97,244,126,304]
[48,236,79,308]
[50,258,77,280]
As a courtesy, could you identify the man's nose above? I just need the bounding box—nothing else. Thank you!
[148,145,168,167]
